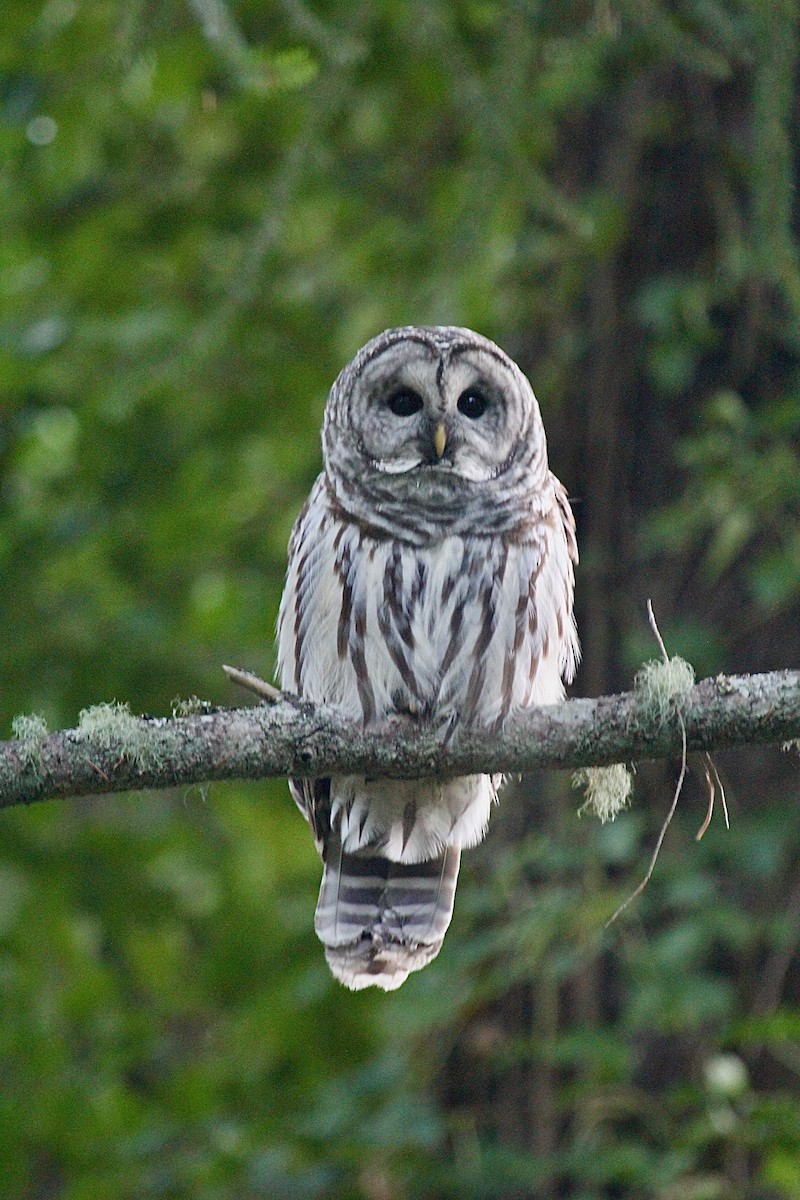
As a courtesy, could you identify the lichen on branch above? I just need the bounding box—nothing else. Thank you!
[0,668,798,810]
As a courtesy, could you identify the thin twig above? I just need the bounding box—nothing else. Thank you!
[649,597,729,834]
[606,719,688,927]
[647,597,669,663]
[222,664,283,703]
[606,600,687,925]
[696,756,716,841]
[695,752,730,840]
[707,752,729,829]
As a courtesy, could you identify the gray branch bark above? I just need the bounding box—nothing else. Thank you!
[1,669,798,810]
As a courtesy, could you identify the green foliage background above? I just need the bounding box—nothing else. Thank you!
[2,2,800,1197]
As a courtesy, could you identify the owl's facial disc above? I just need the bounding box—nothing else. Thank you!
[351,340,531,485]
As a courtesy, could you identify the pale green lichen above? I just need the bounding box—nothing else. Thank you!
[77,702,165,771]
[172,695,213,717]
[633,656,695,727]
[12,713,49,742]
[11,713,49,775]
[574,763,633,823]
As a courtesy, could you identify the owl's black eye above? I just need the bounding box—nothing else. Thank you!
[457,389,489,419]
[387,389,424,417]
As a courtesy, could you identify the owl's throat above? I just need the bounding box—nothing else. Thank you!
[326,469,532,544]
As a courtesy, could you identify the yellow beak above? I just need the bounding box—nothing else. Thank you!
[433,423,447,459]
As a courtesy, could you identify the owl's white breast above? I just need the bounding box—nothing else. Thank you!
[276,475,577,732]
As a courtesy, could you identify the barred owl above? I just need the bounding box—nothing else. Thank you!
[277,326,579,991]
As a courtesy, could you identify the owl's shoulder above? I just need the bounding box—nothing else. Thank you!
[286,473,328,557]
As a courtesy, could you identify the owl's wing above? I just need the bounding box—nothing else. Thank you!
[453,475,578,727]
[276,474,325,699]
[278,475,353,851]
[550,471,580,685]
[277,476,326,843]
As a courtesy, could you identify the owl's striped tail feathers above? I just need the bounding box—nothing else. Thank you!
[315,837,461,991]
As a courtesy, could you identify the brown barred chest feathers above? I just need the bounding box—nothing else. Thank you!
[280,489,571,733]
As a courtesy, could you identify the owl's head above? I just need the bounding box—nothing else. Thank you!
[322,326,550,539]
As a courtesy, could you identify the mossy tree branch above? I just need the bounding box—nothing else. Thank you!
[1,669,798,810]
